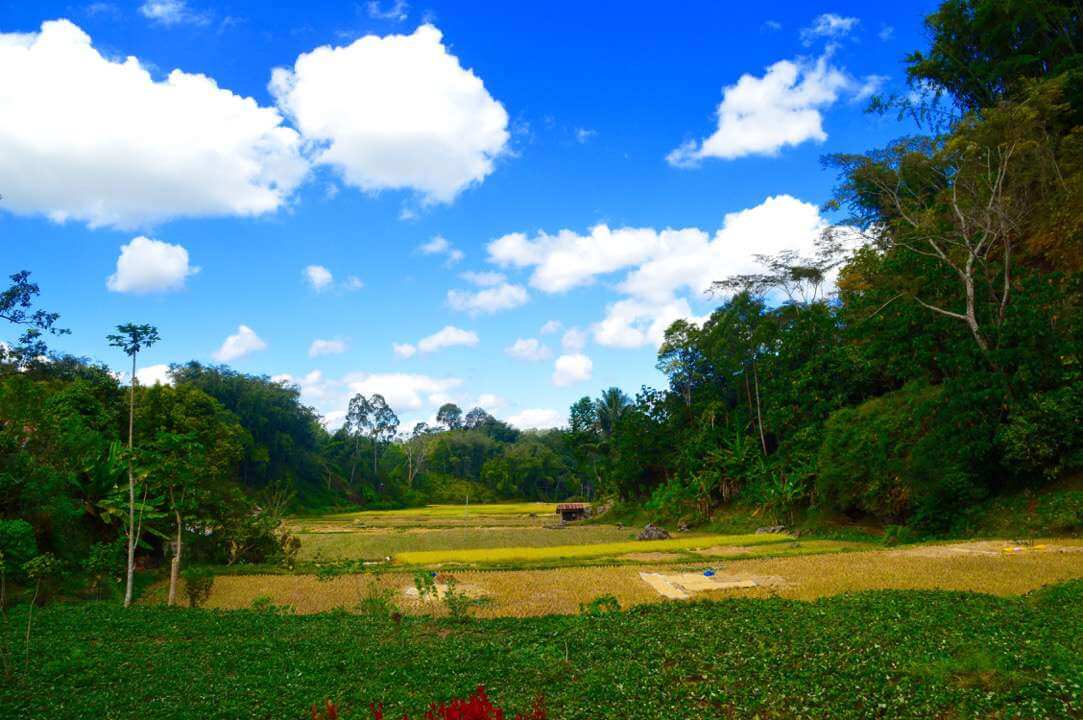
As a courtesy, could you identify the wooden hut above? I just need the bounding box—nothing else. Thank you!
[556,502,589,522]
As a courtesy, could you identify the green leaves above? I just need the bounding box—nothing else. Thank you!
[2,583,1079,719]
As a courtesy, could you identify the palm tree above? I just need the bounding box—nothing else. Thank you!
[593,387,630,437]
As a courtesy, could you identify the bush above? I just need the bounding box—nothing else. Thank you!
[817,382,987,531]
[182,567,214,608]
[0,520,37,582]
[998,379,1083,482]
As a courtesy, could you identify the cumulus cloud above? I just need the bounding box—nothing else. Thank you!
[0,20,307,229]
[460,270,505,286]
[552,353,592,386]
[419,235,464,265]
[303,265,363,292]
[304,265,334,291]
[392,343,417,359]
[539,320,562,335]
[666,53,851,166]
[561,327,587,352]
[139,0,210,27]
[487,194,844,348]
[135,363,172,386]
[397,326,479,356]
[309,338,348,357]
[506,408,563,430]
[276,368,463,427]
[270,24,509,204]
[106,236,198,294]
[505,337,551,362]
[801,13,859,45]
[447,282,528,315]
[213,325,267,362]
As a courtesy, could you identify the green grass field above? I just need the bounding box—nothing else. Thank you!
[4,582,1080,719]
[295,524,636,561]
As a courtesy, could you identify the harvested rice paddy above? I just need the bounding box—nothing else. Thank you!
[393,532,793,565]
[155,536,1083,617]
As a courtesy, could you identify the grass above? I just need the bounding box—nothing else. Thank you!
[293,525,635,562]
[323,503,559,521]
[4,581,1081,719]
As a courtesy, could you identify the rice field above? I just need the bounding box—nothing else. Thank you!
[392,532,793,565]
[294,524,636,561]
[167,538,1083,617]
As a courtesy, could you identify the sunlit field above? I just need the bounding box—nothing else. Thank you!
[150,504,1083,618]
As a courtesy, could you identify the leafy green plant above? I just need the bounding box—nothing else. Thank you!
[412,570,437,603]
[82,541,124,600]
[251,595,294,615]
[578,594,621,617]
[22,553,60,670]
[181,567,214,608]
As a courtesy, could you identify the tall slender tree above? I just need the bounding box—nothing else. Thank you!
[107,323,160,607]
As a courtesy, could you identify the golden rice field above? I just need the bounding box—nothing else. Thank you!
[304,503,559,528]
[168,538,1083,618]
[393,532,794,565]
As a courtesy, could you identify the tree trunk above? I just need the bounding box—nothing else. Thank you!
[123,352,136,608]
[167,510,182,607]
[752,360,768,455]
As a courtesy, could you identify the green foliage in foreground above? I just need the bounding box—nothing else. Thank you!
[2,583,1080,719]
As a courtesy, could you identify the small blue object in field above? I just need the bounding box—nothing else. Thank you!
[703,569,715,577]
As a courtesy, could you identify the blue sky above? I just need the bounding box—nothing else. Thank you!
[1,0,936,429]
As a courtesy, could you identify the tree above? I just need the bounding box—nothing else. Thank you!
[0,271,69,366]
[143,432,204,606]
[436,403,463,430]
[106,323,160,607]
[345,393,399,483]
[593,388,630,438]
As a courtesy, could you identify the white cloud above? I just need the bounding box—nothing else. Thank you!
[447,282,528,315]
[574,127,597,144]
[506,408,563,431]
[489,226,669,293]
[270,24,509,204]
[139,0,210,26]
[853,74,887,103]
[303,265,363,292]
[561,327,587,352]
[304,265,334,291]
[278,368,463,426]
[539,320,562,335]
[213,325,267,362]
[366,0,408,21]
[505,337,551,362]
[420,235,464,266]
[460,270,505,286]
[475,393,505,411]
[393,342,417,358]
[801,14,859,45]
[416,325,479,353]
[0,20,306,229]
[553,353,592,386]
[106,236,198,294]
[308,338,348,357]
[878,25,894,41]
[593,297,704,349]
[666,53,851,166]
[135,363,172,386]
[486,194,843,349]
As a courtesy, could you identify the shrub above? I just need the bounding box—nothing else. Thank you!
[182,567,214,608]
[579,594,620,617]
[82,541,124,600]
[817,382,987,531]
[0,520,37,582]
[998,379,1083,482]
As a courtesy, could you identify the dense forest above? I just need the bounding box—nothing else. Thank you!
[1,0,1080,595]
